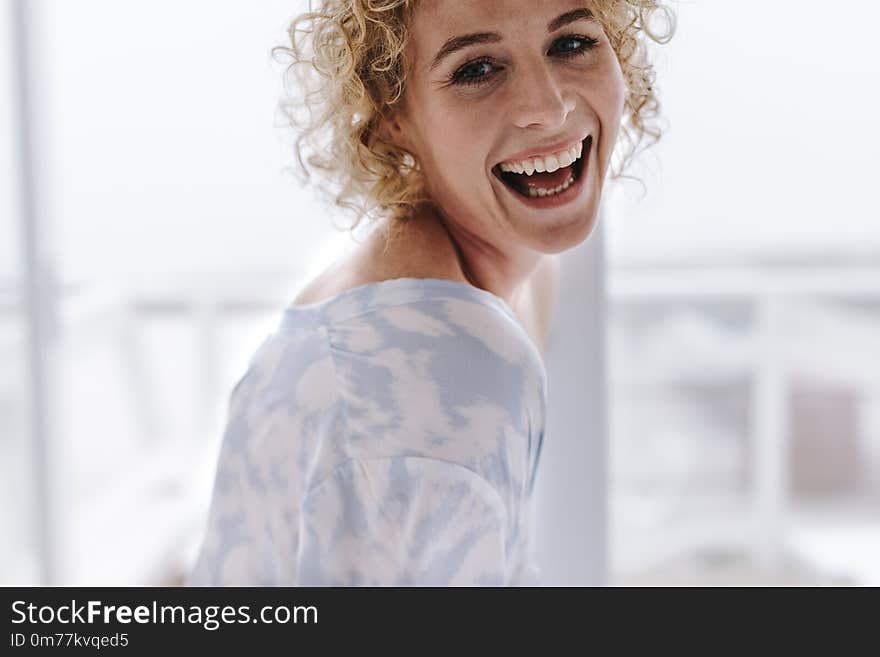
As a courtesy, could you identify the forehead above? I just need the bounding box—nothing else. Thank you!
[407,0,595,70]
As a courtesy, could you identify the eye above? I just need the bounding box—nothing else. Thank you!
[450,58,497,87]
[548,34,600,58]
[448,34,600,88]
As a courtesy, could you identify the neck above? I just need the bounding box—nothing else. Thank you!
[414,204,543,310]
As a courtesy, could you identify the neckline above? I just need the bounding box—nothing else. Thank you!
[283,276,519,322]
[277,275,547,380]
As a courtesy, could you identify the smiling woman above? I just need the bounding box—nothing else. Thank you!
[186,0,674,587]
[275,1,673,237]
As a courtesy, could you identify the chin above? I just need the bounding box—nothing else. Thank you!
[520,186,603,254]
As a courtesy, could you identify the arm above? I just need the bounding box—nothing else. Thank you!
[296,456,509,586]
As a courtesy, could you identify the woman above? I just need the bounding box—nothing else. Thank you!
[186,0,673,586]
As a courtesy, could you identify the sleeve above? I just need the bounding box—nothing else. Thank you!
[508,495,543,586]
[510,555,542,586]
[295,456,510,586]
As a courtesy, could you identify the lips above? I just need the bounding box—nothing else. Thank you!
[493,135,591,198]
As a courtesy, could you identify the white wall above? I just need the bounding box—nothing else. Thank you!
[32,0,338,281]
[608,0,880,266]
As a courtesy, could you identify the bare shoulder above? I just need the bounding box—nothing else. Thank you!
[291,216,467,307]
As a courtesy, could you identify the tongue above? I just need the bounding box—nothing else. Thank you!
[505,164,573,193]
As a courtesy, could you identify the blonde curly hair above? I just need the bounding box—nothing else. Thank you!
[272,0,675,233]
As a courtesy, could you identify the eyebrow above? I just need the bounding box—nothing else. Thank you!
[429,8,597,70]
[548,8,596,33]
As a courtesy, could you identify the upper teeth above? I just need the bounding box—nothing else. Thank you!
[499,141,584,175]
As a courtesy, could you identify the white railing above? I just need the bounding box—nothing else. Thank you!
[607,263,880,583]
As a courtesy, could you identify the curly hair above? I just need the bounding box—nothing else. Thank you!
[272,1,675,234]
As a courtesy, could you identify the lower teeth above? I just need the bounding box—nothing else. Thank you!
[527,175,575,198]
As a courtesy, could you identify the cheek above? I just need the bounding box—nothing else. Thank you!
[415,112,494,185]
[596,52,626,127]
[588,56,627,159]
[416,135,488,205]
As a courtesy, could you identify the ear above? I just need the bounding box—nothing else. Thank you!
[379,107,413,152]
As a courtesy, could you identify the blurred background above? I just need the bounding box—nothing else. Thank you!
[2,0,878,586]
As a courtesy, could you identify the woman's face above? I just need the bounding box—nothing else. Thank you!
[387,0,626,255]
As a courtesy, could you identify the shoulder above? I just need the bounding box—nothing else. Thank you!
[327,290,541,407]
[317,290,545,489]
[292,213,466,307]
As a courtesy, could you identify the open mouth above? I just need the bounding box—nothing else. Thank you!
[492,135,592,200]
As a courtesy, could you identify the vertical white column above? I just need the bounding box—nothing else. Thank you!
[750,294,789,567]
[533,212,608,585]
[10,0,62,584]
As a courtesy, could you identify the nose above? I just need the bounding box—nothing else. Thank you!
[509,57,574,130]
